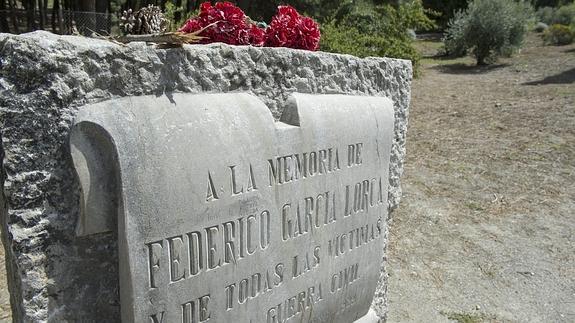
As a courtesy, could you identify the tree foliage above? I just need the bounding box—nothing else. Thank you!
[320,0,435,76]
[536,2,575,26]
[443,0,534,65]
[1,0,438,73]
[543,23,575,44]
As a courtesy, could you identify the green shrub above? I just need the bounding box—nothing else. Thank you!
[543,23,575,44]
[537,6,556,24]
[554,3,575,25]
[443,10,469,56]
[164,2,184,31]
[443,0,534,65]
[320,20,421,63]
[536,3,575,25]
[320,0,435,76]
[164,0,200,31]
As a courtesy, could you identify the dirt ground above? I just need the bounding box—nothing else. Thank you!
[0,240,8,322]
[387,33,575,323]
[0,33,573,322]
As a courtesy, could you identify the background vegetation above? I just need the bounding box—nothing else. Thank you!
[444,0,535,65]
[1,0,573,72]
[536,2,575,44]
[320,0,435,75]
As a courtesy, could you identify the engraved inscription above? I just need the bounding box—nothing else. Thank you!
[266,284,324,323]
[206,172,219,202]
[281,191,337,241]
[181,294,211,323]
[344,177,385,217]
[327,220,383,258]
[229,164,258,196]
[347,143,363,167]
[74,93,394,323]
[291,246,320,279]
[146,211,271,288]
[224,263,285,310]
[143,142,387,322]
[268,147,342,186]
[147,241,163,289]
[330,263,359,293]
[167,236,186,282]
[150,312,165,323]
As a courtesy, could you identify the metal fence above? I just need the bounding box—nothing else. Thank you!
[0,9,114,35]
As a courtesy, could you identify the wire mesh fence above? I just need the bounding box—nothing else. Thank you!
[66,10,114,35]
[0,9,115,35]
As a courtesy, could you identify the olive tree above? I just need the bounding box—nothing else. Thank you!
[444,0,534,65]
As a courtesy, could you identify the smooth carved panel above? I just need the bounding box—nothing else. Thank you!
[70,93,394,323]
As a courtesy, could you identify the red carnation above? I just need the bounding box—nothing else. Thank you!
[248,24,266,47]
[179,2,321,51]
[265,5,320,51]
[179,1,265,46]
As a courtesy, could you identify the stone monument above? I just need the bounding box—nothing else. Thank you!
[0,31,412,321]
[71,92,393,322]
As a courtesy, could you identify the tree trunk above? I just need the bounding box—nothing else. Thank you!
[8,0,18,33]
[52,0,57,31]
[25,0,30,30]
[62,0,71,33]
[42,0,48,29]
[26,0,37,31]
[0,0,10,32]
[52,0,59,32]
[38,0,44,30]
[477,56,487,66]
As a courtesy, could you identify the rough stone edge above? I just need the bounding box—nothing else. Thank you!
[0,30,411,211]
[0,128,21,322]
[0,31,412,322]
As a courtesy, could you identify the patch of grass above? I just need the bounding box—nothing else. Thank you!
[465,201,485,212]
[413,38,479,69]
[421,55,476,66]
[441,311,485,323]
[414,39,445,57]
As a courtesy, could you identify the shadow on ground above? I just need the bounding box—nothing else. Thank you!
[523,67,575,85]
[432,63,510,75]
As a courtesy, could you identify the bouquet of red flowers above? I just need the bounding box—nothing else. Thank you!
[179,2,320,51]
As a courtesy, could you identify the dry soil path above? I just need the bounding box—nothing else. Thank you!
[0,240,8,322]
[387,34,575,323]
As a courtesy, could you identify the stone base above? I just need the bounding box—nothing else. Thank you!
[0,31,411,321]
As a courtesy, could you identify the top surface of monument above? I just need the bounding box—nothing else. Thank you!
[70,92,394,323]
